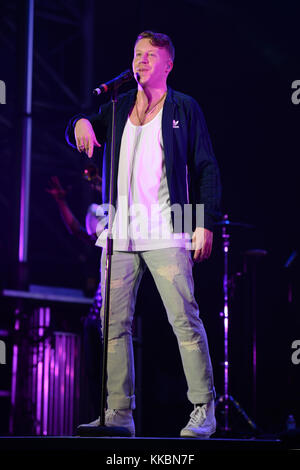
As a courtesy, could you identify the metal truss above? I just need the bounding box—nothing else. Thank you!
[0,0,98,274]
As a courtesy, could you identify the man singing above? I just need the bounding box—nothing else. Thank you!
[66,31,221,438]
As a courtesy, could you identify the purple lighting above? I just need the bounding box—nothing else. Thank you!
[17,308,81,436]
[18,0,34,263]
[9,311,20,434]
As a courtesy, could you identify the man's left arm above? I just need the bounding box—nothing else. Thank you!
[188,98,222,262]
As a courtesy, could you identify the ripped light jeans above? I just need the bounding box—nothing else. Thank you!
[100,247,215,410]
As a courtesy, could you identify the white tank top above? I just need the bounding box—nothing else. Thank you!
[96,108,190,251]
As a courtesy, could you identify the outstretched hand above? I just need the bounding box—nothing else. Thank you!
[45,176,67,202]
[75,118,101,158]
[192,227,213,263]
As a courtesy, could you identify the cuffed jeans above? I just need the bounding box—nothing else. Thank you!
[100,247,215,410]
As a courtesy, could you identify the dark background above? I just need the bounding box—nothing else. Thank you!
[0,0,299,436]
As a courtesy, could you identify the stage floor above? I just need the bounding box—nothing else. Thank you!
[0,435,297,458]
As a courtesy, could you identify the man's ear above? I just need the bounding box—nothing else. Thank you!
[166,61,173,72]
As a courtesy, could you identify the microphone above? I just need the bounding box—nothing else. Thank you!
[93,69,133,95]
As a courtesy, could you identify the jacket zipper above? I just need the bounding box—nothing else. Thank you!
[186,164,190,204]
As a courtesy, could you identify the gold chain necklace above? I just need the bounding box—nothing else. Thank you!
[135,92,167,125]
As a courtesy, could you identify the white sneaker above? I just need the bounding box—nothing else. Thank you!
[86,409,135,437]
[180,401,216,438]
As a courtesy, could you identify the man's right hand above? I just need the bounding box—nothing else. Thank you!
[75,118,101,158]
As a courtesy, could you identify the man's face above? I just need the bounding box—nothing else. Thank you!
[132,38,173,88]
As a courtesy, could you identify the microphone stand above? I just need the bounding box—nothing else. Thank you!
[77,82,131,437]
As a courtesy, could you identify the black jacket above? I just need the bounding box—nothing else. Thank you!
[65,87,221,232]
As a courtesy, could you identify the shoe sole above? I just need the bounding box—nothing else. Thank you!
[180,427,216,438]
[180,431,213,438]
